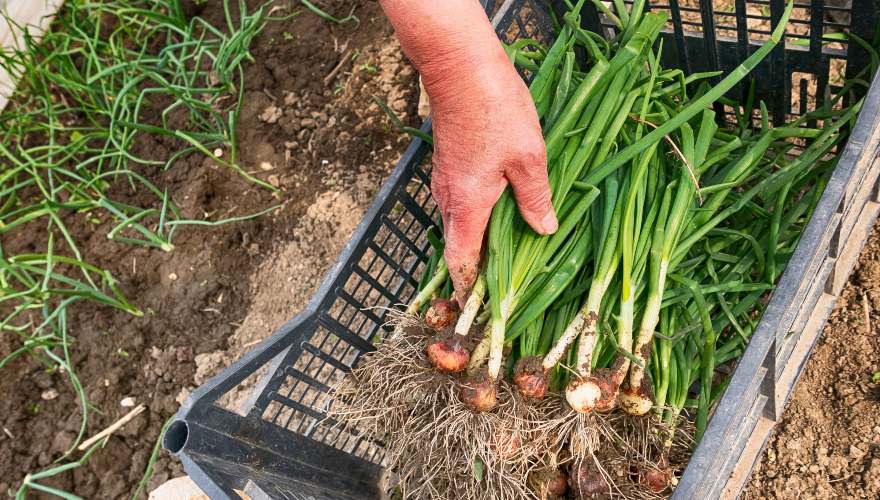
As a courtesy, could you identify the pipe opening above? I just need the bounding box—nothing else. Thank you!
[164,420,189,454]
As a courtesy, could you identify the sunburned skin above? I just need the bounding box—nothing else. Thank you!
[379,0,558,306]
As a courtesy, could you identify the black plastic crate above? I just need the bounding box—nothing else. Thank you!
[164,1,880,498]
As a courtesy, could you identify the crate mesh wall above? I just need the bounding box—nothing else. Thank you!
[585,0,863,127]
[236,2,559,473]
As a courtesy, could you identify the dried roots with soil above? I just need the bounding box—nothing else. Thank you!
[330,1,878,498]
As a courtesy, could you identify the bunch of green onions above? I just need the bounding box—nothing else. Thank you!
[410,0,872,460]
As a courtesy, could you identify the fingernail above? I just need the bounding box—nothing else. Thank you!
[540,212,558,234]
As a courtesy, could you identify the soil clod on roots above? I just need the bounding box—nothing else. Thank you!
[513,355,549,400]
[425,298,459,331]
[459,367,499,412]
[529,466,568,499]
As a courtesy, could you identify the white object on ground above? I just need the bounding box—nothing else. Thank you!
[149,476,252,500]
[149,476,209,500]
[0,0,64,111]
[78,404,146,451]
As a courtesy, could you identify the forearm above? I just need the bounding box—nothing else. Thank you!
[379,0,513,101]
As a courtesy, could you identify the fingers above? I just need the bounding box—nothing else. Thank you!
[507,149,558,235]
[432,169,505,306]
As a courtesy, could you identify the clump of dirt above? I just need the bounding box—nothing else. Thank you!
[181,189,366,412]
[0,0,421,496]
[746,219,880,499]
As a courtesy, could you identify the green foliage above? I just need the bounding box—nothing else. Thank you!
[0,0,275,493]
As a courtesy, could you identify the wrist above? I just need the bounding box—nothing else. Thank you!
[419,47,514,110]
[379,0,514,110]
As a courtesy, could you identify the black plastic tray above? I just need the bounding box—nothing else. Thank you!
[164,1,880,498]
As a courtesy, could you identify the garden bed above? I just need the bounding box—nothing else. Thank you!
[747,219,880,498]
[0,0,419,495]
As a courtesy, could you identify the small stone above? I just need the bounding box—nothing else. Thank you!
[268,175,280,187]
[176,387,191,405]
[33,372,53,389]
[213,148,223,158]
[391,98,407,112]
[120,397,136,408]
[41,389,59,401]
[259,105,282,124]
[828,455,848,476]
[175,346,193,362]
[300,118,316,128]
[168,272,178,281]
[808,465,821,473]
[283,92,298,106]
[259,161,273,171]
[104,379,110,387]
[51,431,75,454]
[850,444,866,459]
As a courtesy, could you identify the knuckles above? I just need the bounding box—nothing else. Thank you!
[512,146,548,174]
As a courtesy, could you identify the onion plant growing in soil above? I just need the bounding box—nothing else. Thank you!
[329,0,880,498]
[0,0,279,494]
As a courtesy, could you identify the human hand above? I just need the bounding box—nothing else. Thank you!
[379,0,558,304]
[426,61,558,305]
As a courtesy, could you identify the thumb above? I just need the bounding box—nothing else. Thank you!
[433,173,504,306]
[507,154,558,235]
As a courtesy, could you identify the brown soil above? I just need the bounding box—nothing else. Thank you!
[0,0,419,496]
[746,219,880,498]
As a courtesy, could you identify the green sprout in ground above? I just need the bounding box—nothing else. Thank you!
[0,0,280,494]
